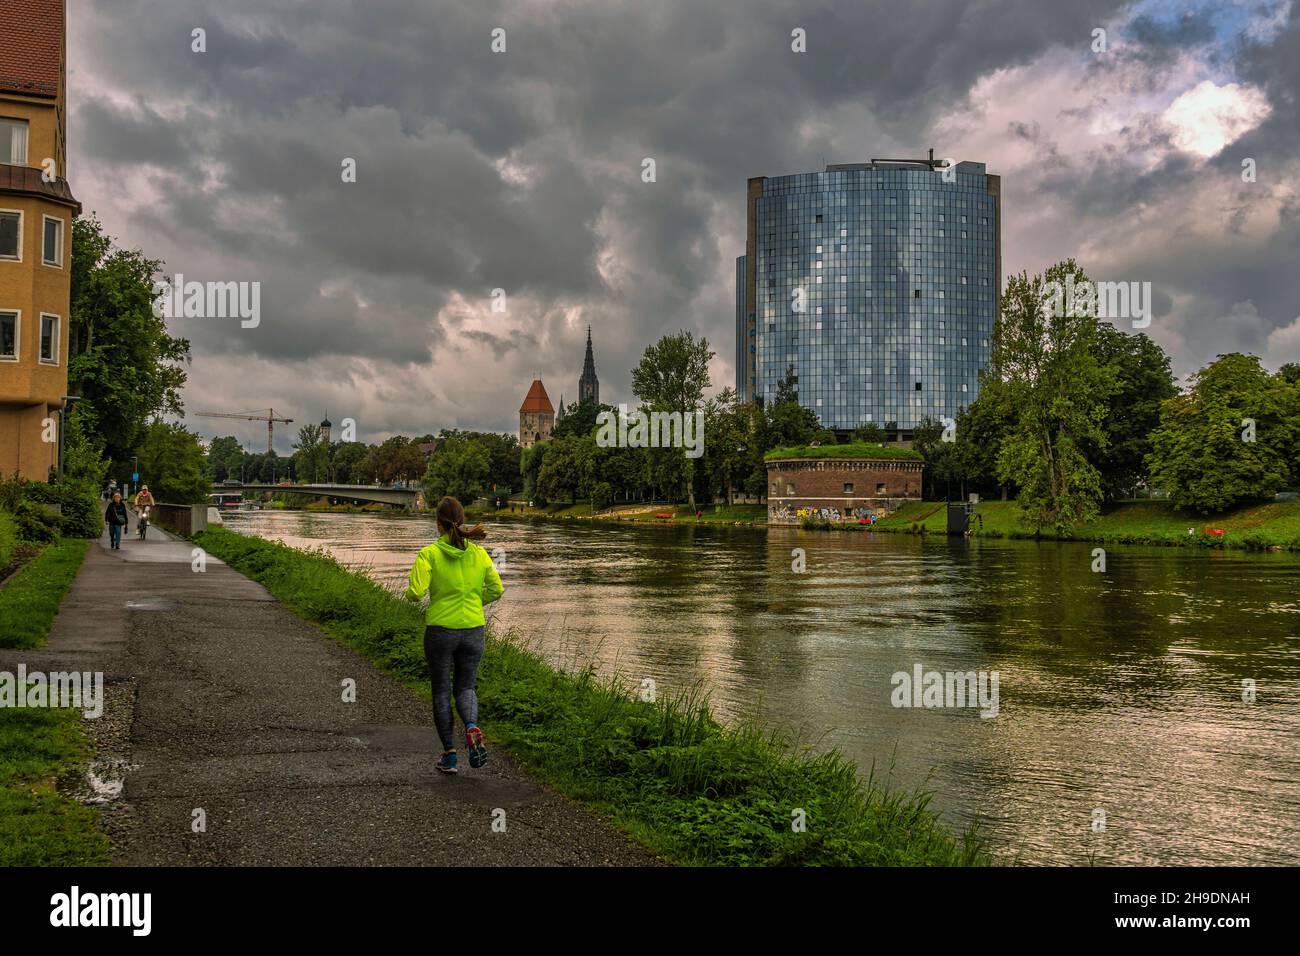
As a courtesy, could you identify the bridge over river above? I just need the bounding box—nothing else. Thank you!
[213,483,422,508]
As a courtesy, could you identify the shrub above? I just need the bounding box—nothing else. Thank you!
[13,500,59,544]
[0,509,17,568]
[55,485,103,538]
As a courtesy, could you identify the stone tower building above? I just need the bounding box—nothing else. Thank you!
[519,379,554,449]
[578,326,599,405]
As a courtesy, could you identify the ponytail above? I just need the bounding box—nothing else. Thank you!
[435,496,486,550]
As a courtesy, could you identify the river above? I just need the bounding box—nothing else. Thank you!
[224,508,1300,866]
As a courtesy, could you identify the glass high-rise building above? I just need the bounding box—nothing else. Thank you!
[736,157,1000,434]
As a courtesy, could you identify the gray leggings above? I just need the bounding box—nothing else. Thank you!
[423,625,485,751]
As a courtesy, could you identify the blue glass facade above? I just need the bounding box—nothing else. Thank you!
[739,161,1000,432]
[735,254,748,394]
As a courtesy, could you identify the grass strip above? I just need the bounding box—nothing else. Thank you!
[0,538,91,649]
[194,526,986,866]
[0,707,109,866]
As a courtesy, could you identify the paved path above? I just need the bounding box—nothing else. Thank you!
[11,516,656,866]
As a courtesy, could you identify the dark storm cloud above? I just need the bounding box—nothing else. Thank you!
[67,0,1291,440]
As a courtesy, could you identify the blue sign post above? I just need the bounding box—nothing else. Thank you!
[133,472,139,482]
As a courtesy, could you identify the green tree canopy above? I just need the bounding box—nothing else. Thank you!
[993,260,1116,532]
[1147,353,1300,512]
[421,433,493,504]
[1088,325,1177,499]
[68,215,190,471]
[137,421,210,503]
[631,330,714,509]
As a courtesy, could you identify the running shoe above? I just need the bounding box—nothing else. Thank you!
[466,726,488,768]
[436,750,458,774]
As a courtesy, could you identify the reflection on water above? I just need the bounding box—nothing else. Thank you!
[228,509,1300,865]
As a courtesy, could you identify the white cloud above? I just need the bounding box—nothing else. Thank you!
[1266,315,1300,365]
[1161,80,1271,158]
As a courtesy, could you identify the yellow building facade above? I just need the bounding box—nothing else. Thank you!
[0,0,80,480]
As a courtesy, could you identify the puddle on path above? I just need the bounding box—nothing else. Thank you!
[80,757,139,806]
[124,598,176,611]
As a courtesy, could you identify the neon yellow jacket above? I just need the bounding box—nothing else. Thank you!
[405,537,504,628]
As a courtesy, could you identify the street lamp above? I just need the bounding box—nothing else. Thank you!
[57,395,81,479]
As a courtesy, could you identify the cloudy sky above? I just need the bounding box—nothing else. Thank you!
[67,0,1300,452]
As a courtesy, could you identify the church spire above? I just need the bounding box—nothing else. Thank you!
[579,325,599,405]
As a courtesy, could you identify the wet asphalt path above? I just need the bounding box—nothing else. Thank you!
[19,517,657,866]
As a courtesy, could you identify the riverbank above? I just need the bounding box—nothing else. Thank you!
[868,499,1300,550]
[472,498,1300,551]
[193,525,987,866]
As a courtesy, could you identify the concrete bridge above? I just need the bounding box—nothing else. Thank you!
[213,483,423,509]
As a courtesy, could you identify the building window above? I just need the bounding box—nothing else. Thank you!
[0,118,28,165]
[843,483,854,495]
[876,483,886,495]
[0,311,17,360]
[961,383,968,393]
[43,216,63,267]
[815,214,823,223]
[785,483,795,496]
[0,211,20,260]
[770,482,778,495]
[39,313,58,364]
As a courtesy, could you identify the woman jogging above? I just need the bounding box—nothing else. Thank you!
[405,496,504,774]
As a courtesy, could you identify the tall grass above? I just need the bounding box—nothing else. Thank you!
[195,526,986,866]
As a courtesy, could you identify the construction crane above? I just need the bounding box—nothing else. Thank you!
[194,408,294,454]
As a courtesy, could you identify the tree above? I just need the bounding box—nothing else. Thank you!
[422,433,492,504]
[368,436,425,484]
[631,330,714,510]
[1089,325,1177,499]
[68,216,190,471]
[994,260,1116,532]
[851,422,886,444]
[911,416,952,500]
[520,441,548,504]
[1147,353,1300,512]
[952,377,1014,500]
[551,398,610,441]
[136,421,210,503]
[293,424,327,482]
[537,435,582,504]
[206,436,242,482]
[702,389,757,505]
[330,442,369,484]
